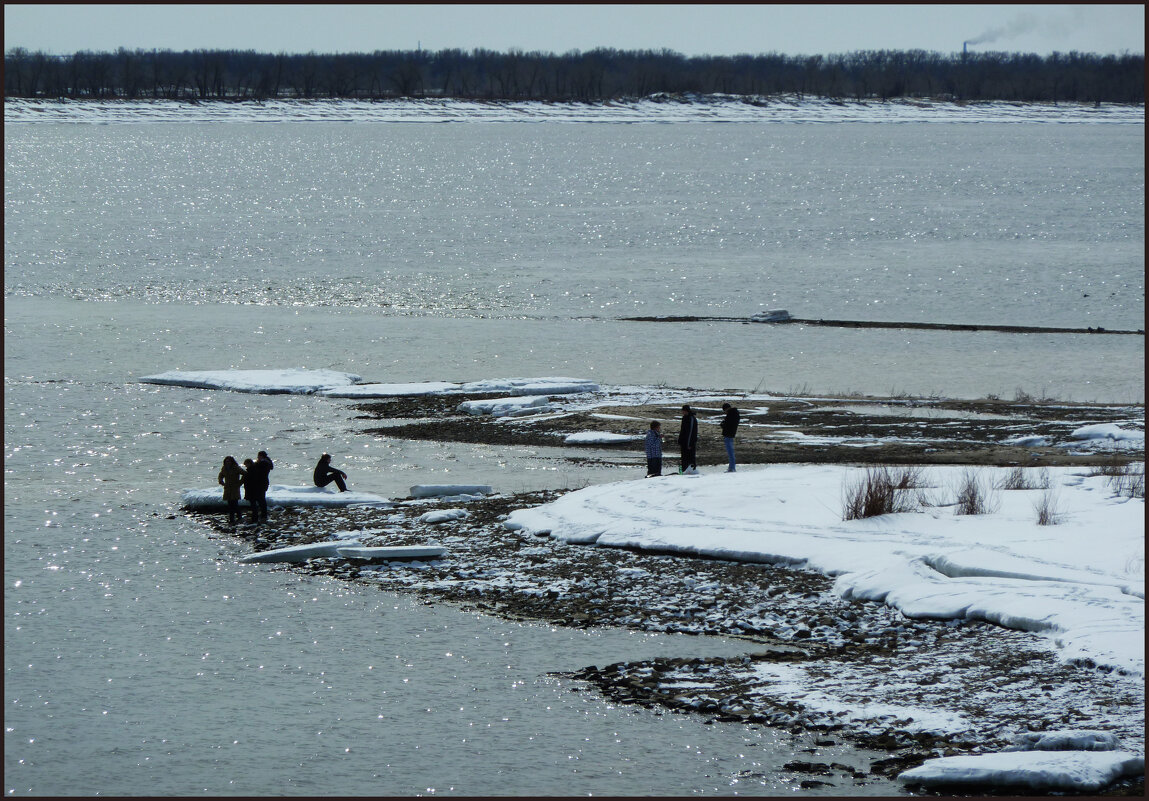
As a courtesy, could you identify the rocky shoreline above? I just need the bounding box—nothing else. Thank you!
[195,389,1144,794]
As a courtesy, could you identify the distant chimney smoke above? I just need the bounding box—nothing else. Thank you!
[964,8,1085,50]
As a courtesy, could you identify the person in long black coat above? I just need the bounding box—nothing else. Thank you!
[677,405,699,474]
[245,450,274,522]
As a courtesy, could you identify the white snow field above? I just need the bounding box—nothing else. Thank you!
[504,465,1144,675]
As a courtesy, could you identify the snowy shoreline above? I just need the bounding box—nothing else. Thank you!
[202,482,1145,794]
[169,371,1144,792]
[5,95,1145,124]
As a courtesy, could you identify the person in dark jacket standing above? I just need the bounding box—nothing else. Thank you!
[721,403,740,472]
[644,421,663,477]
[314,453,348,492]
[245,450,274,522]
[241,459,255,503]
[678,405,699,474]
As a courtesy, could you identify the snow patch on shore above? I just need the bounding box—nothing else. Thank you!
[505,465,1144,675]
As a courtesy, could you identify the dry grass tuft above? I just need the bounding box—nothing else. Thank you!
[954,469,999,516]
[1090,461,1145,500]
[842,466,926,520]
[997,466,1050,491]
[1034,487,1064,526]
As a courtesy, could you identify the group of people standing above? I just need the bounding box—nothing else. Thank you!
[216,451,348,526]
[644,403,740,478]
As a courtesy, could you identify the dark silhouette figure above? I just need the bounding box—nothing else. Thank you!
[245,450,274,522]
[721,403,740,472]
[313,453,348,492]
[678,405,698,474]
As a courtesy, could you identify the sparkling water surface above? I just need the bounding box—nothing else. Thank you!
[5,116,1143,796]
[6,122,1143,328]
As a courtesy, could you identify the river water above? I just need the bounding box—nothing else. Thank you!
[4,108,1144,795]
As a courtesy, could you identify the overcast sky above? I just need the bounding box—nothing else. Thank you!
[4,4,1144,58]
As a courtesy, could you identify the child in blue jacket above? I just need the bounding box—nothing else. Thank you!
[644,421,663,477]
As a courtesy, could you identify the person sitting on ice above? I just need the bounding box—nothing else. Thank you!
[313,453,348,492]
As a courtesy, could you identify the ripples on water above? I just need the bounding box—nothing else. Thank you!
[4,367,906,796]
[5,122,1144,328]
[4,115,1143,795]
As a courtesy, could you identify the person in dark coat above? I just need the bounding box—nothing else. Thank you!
[313,453,348,492]
[678,405,699,474]
[644,420,663,478]
[720,403,740,472]
[245,450,274,522]
[241,458,255,502]
[217,456,246,526]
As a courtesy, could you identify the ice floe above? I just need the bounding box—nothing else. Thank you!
[138,369,598,400]
[419,509,470,524]
[564,431,646,445]
[140,368,361,394]
[898,750,1144,793]
[182,484,393,511]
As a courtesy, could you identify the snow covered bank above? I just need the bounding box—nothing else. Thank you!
[1068,423,1146,452]
[6,96,1143,125]
[504,464,1144,675]
[459,395,556,417]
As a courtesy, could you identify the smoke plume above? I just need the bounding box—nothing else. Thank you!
[965,7,1087,47]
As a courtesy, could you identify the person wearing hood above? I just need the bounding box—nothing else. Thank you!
[245,450,274,522]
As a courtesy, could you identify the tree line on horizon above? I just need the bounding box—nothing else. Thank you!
[4,46,1144,105]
